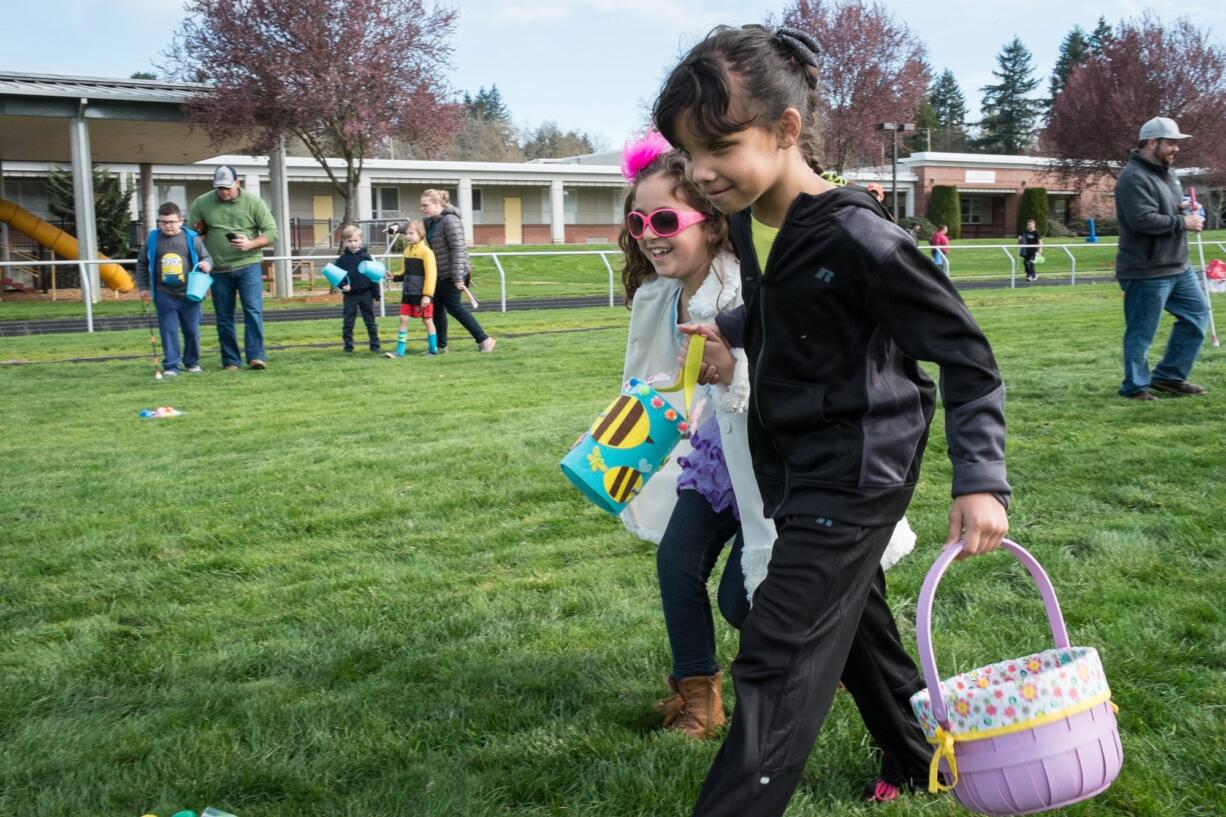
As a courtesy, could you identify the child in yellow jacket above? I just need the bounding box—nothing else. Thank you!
[387,219,439,357]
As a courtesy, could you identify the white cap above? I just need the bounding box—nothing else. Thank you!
[1138,117,1191,141]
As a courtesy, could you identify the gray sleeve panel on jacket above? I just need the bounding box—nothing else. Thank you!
[714,304,747,349]
[194,236,212,269]
[942,380,1010,505]
[1116,167,1183,237]
[442,214,467,284]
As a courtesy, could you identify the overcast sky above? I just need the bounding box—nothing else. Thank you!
[3,0,1221,153]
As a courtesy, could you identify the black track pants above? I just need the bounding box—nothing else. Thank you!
[691,516,930,817]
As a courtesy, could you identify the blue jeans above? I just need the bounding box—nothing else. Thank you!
[153,290,201,372]
[657,489,748,679]
[1119,267,1208,396]
[211,263,265,366]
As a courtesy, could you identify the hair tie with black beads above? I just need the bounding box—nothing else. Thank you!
[774,26,820,68]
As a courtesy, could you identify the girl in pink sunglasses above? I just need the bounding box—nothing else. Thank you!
[614,132,917,744]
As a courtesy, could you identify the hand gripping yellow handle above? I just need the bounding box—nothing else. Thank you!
[655,335,705,418]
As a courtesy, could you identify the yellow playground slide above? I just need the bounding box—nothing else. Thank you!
[0,197,134,292]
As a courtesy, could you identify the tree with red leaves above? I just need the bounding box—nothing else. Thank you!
[782,0,930,173]
[167,0,462,224]
[1043,15,1226,190]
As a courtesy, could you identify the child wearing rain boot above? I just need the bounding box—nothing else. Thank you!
[387,220,438,357]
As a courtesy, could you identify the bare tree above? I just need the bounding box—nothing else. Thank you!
[166,0,463,223]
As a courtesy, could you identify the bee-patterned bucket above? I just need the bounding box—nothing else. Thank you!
[561,337,704,515]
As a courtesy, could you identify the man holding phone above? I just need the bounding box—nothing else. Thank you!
[189,164,279,370]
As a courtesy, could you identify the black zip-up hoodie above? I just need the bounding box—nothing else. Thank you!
[333,247,380,297]
[715,187,1009,525]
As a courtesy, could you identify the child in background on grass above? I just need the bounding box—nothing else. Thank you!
[1019,218,1042,282]
[616,133,917,746]
[135,202,212,376]
[930,223,950,271]
[334,225,382,353]
[655,24,1010,813]
[387,220,439,357]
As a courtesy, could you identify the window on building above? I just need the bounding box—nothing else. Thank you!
[960,196,985,225]
[156,184,188,212]
[1050,197,1068,224]
[371,186,400,218]
[564,188,577,225]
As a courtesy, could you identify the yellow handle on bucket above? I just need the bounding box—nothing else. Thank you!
[654,335,705,418]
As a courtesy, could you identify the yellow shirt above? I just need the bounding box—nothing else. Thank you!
[751,215,780,275]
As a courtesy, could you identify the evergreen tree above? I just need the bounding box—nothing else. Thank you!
[1088,16,1114,54]
[929,69,969,152]
[906,98,938,153]
[468,85,511,123]
[1049,26,1091,101]
[47,165,134,258]
[977,37,1043,154]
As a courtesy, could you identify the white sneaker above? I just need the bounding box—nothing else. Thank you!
[162,369,179,377]
[479,337,497,353]
[188,366,203,373]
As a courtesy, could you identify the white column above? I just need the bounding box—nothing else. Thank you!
[69,109,100,303]
[356,173,373,224]
[906,184,915,218]
[457,177,474,244]
[243,170,261,200]
[139,164,156,232]
[268,136,293,296]
[550,179,565,244]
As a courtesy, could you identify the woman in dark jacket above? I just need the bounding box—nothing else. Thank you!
[419,189,495,352]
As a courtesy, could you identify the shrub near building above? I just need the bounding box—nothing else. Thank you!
[926,185,961,239]
[1018,187,1048,235]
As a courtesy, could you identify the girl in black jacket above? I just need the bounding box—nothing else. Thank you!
[653,24,1011,815]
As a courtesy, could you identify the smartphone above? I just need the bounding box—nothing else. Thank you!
[225,232,238,241]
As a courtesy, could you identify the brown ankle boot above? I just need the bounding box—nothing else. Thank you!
[653,676,686,727]
[670,672,726,739]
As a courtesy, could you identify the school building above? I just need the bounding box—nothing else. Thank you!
[0,149,1122,252]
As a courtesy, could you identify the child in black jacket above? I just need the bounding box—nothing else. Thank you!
[655,25,1010,815]
[335,224,381,353]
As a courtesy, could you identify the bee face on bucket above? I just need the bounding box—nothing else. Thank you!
[590,395,652,449]
[603,466,644,503]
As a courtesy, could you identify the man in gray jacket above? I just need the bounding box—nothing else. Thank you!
[1114,116,1208,400]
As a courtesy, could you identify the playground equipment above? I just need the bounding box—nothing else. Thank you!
[0,197,134,292]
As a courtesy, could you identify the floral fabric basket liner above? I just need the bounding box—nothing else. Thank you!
[911,646,1112,743]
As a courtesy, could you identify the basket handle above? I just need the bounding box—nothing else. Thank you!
[916,539,1070,726]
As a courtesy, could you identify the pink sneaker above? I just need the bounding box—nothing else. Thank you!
[864,779,902,803]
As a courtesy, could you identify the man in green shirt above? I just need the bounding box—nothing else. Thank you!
[189,165,279,370]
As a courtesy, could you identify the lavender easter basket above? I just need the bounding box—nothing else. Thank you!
[911,539,1122,815]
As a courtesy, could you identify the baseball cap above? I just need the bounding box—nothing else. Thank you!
[1138,117,1191,141]
[213,164,239,188]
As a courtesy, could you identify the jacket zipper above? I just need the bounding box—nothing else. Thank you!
[745,215,791,517]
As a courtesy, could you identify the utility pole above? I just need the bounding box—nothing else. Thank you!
[878,122,916,221]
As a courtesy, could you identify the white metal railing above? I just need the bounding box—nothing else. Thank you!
[8,241,1224,333]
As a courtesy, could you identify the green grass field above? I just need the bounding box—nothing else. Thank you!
[2,287,1224,817]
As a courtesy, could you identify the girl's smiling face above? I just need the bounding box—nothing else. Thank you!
[632,172,711,288]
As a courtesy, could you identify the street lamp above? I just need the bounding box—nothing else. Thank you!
[877,122,916,221]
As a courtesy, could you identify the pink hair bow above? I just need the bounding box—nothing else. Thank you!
[621,131,672,181]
